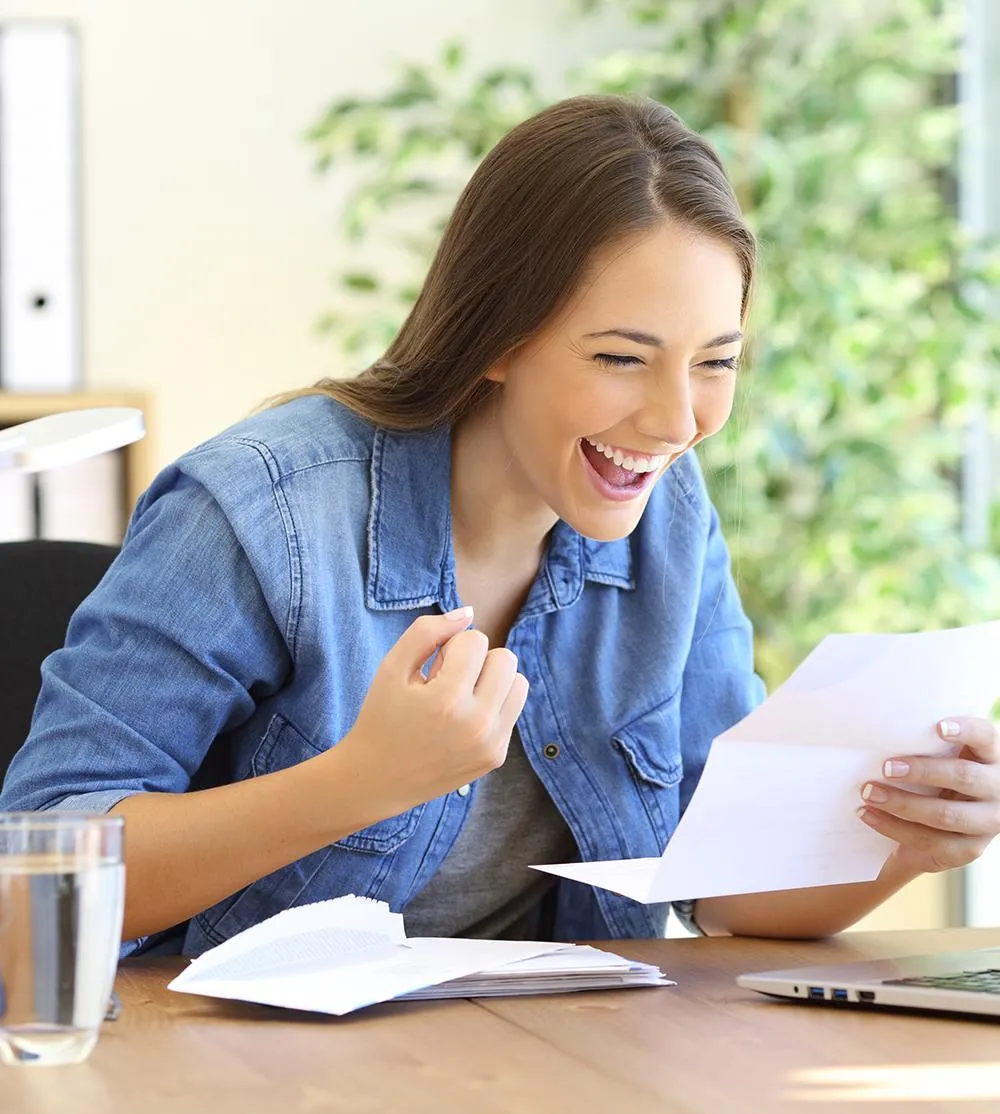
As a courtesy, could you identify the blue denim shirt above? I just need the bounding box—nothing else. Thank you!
[0,396,764,954]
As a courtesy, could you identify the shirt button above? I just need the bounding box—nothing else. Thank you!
[543,743,560,760]
[457,784,471,797]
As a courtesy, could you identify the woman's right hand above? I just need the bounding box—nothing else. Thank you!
[341,608,529,814]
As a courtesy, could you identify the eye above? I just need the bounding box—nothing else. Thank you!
[698,356,740,375]
[594,352,643,369]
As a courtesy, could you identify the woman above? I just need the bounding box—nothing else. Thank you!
[2,96,997,954]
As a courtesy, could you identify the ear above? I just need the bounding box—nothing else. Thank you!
[483,354,509,384]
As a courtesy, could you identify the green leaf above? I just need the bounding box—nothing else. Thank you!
[341,272,380,292]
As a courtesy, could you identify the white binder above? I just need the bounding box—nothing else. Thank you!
[0,23,81,391]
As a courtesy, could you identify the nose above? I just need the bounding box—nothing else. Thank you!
[633,369,698,451]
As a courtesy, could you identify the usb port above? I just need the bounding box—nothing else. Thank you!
[808,986,825,999]
[858,990,876,1002]
[832,988,848,1001]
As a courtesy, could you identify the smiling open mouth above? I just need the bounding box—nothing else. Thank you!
[582,436,663,481]
[579,438,662,501]
[581,439,643,487]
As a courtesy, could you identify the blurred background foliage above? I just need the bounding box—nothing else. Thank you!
[306,0,1000,687]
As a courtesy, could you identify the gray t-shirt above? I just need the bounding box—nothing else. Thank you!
[402,729,578,939]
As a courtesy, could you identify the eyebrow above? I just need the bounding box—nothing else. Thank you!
[585,328,744,349]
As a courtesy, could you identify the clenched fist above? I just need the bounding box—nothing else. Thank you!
[340,607,529,816]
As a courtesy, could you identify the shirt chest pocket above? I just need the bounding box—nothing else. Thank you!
[252,713,423,853]
[611,693,683,848]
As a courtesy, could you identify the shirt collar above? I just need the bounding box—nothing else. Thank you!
[366,426,635,614]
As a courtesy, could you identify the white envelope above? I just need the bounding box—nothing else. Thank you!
[534,621,1000,904]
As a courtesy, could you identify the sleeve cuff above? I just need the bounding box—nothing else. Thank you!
[671,898,705,937]
[42,791,144,957]
[119,936,146,959]
[43,789,141,816]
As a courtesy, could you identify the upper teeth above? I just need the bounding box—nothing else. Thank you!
[585,438,663,474]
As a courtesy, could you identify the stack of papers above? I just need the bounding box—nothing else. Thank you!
[168,896,669,1016]
[533,621,1000,904]
[399,945,665,1000]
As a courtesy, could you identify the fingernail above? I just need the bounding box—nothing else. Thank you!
[443,606,474,620]
[883,760,910,778]
[862,783,889,803]
[857,806,871,821]
[939,719,961,738]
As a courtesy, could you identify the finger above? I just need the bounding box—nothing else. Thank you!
[386,608,474,682]
[435,628,491,689]
[425,649,445,682]
[879,755,998,801]
[497,671,530,738]
[936,717,1000,763]
[857,806,978,871]
[473,647,519,706]
[860,783,1000,836]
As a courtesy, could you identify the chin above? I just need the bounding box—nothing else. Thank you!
[562,506,646,543]
[579,522,642,543]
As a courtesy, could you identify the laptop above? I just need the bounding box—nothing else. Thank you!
[737,947,1000,1018]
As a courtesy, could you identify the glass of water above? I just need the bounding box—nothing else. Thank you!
[0,813,125,1066]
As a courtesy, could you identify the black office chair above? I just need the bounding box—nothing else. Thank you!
[0,538,233,794]
[0,540,120,783]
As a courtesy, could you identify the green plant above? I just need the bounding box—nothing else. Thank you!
[306,0,1000,687]
[305,48,546,363]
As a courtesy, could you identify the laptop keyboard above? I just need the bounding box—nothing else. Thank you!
[883,968,1000,994]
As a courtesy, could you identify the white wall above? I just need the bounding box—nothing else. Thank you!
[0,0,627,471]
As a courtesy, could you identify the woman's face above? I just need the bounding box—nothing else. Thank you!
[486,220,745,542]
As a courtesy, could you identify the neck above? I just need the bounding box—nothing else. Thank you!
[450,402,556,569]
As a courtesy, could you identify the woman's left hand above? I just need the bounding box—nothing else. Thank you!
[858,716,1000,875]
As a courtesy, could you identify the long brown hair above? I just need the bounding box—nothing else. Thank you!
[287,95,755,431]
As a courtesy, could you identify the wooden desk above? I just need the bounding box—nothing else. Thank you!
[2,928,1000,1114]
